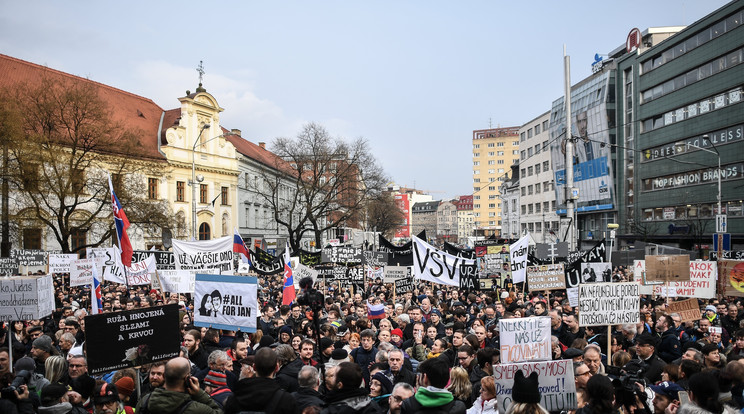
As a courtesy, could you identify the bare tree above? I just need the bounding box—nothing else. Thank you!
[252,123,388,250]
[1,76,173,254]
[363,193,405,239]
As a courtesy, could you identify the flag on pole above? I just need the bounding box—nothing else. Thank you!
[91,265,102,314]
[367,301,385,320]
[282,241,296,305]
[108,175,133,267]
[233,230,250,264]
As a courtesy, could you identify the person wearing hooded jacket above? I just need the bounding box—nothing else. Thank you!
[322,362,376,414]
[224,348,298,414]
[275,344,304,393]
[401,358,466,414]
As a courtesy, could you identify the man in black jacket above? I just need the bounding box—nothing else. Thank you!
[224,348,298,414]
[322,362,375,414]
[387,349,416,386]
[655,315,682,363]
[292,365,324,412]
[636,334,666,384]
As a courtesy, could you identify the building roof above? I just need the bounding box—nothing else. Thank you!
[412,200,439,212]
[0,53,167,161]
[224,129,296,177]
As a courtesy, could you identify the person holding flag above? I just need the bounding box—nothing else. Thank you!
[108,174,133,267]
[233,230,251,264]
[282,241,296,305]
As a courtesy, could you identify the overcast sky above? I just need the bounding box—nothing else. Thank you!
[0,1,731,198]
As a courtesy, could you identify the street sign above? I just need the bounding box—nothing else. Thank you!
[713,233,731,252]
[717,215,728,233]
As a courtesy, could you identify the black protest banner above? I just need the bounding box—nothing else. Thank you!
[363,251,388,267]
[444,242,476,260]
[565,239,606,288]
[85,304,180,374]
[321,246,363,264]
[0,257,19,276]
[11,249,46,267]
[459,262,479,291]
[298,249,322,266]
[132,250,175,270]
[248,249,284,275]
[395,277,414,294]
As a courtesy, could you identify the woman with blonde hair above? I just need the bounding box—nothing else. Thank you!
[45,355,69,385]
[448,366,473,405]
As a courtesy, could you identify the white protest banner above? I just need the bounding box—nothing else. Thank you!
[194,274,258,332]
[70,258,96,287]
[579,282,640,327]
[567,287,579,308]
[87,247,117,277]
[384,266,411,283]
[126,256,157,285]
[499,316,551,363]
[634,260,716,298]
[0,275,54,322]
[48,254,78,274]
[412,236,475,287]
[157,270,196,293]
[494,359,577,413]
[173,236,234,273]
[509,235,529,283]
[293,263,318,284]
[365,265,384,282]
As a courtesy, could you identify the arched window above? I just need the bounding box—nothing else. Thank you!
[198,223,211,240]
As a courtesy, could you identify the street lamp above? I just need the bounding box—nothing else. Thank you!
[607,223,619,264]
[192,124,210,239]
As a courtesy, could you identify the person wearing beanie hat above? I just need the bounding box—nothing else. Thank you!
[370,371,395,412]
[256,334,276,351]
[115,376,135,405]
[15,355,51,398]
[278,325,293,344]
[318,337,335,364]
[92,382,122,413]
[390,328,404,348]
[203,370,232,408]
[31,334,57,376]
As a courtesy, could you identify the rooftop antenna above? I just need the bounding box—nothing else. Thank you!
[489,118,492,129]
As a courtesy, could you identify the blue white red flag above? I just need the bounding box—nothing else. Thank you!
[233,230,250,264]
[91,266,102,314]
[282,241,296,305]
[108,175,133,267]
[367,301,385,320]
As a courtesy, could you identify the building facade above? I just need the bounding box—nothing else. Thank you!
[436,199,458,243]
[500,165,521,239]
[456,195,474,245]
[615,2,744,251]
[518,112,558,243]
[411,200,439,239]
[472,127,520,237]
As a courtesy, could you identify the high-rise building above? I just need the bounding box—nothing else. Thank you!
[456,195,474,245]
[472,127,520,237]
[519,112,558,242]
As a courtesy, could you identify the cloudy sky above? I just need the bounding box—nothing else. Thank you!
[0,1,730,198]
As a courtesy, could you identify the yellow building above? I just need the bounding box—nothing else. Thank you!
[472,127,520,237]
[160,86,239,241]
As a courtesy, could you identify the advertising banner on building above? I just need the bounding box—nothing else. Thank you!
[85,304,181,374]
[194,274,258,332]
[549,72,614,214]
[393,194,410,239]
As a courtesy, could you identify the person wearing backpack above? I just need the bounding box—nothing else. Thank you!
[400,358,466,414]
[223,347,298,414]
[135,357,222,414]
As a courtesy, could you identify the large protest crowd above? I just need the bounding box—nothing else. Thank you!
[2,264,744,414]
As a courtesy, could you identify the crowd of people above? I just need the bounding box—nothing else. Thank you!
[1,265,744,414]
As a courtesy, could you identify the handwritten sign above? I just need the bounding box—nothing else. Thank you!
[646,255,691,282]
[384,266,411,283]
[499,317,551,363]
[156,270,196,293]
[48,254,78,274]
[667,298,701,323]
[634,260,716,298]
[70,258,95,287]
[494,359,577,413]
[579,282,640,327]
[0,275,54,322]
[567,287,579,308]
[0,257,18,276]
[321,246,363,263]
[526,264,566,291]
[395,277,414,294]
[11,249,46,267]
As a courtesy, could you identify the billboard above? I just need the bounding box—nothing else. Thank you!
[550,72,614,214]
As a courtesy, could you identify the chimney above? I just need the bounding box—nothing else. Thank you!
[258,142,266,149]
[231,128,241,137]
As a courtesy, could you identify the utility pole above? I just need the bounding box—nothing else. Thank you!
[564,45,577,252]
[1,139,9,257]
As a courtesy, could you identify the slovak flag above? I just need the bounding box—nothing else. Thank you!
[367,301,385,320]
[233,230,250,263]
[91,266,102,315]
[108,175,133,267]
[282,241,296,305]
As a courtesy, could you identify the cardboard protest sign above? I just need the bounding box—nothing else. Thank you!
[509,235,529,283]
[85,304,180,374]
[579,282,640,326]
[173,236,234,273]
[412,236,475,287]
[157,270,196,293]
[567,287,579,308]
[86,247,117,277]
[0,257,18,276]
[645,255,691,282]
[70,258,96,287]
[634,260,716,298]
[48,254,78,274]
[293,263,319,284]
[395,277,414,294]
[499,317,551,363]
[494,359,577,413]
[384,266,411,283]
[667,298,701,323]
[0,275,54,322]
[580,262,613,283]
[721,260,744,297]
[527,264,566,291]
[194,274,258,332]
[11,249,46,267]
